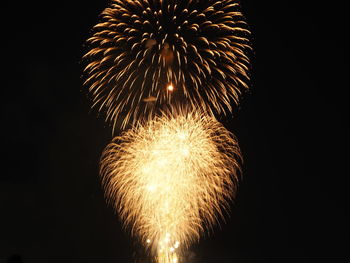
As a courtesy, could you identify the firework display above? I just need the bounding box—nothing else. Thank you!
[83,1,251,262]
[100,110,241,262]
[84,0,251,128]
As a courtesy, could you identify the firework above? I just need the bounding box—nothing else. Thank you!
[83,0,251,129]
[100,110,242,262]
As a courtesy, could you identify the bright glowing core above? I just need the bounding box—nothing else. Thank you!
[167,84,174,91]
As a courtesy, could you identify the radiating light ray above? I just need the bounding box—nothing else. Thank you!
[83,0,251,129]
[100,109,242,262]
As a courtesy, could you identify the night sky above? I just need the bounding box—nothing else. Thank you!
[1,1,348,263]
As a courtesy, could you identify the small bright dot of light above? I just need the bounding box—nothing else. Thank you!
[177,132,188,140]
[147,185,157,192]
[182,147,190,156]
[167,84,174,91]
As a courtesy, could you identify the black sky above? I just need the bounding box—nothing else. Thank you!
[1,1,348,263]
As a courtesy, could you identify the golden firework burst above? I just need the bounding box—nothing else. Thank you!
[100,110,242,262]
[83,0,251,129]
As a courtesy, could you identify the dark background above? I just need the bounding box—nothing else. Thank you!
[1,0,348,262]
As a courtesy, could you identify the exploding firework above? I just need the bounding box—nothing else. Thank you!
[83,0,251,129]
[100,110,242,262]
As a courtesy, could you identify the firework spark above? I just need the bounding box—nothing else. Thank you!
[83,0,251,129]
[100,110,242,262]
